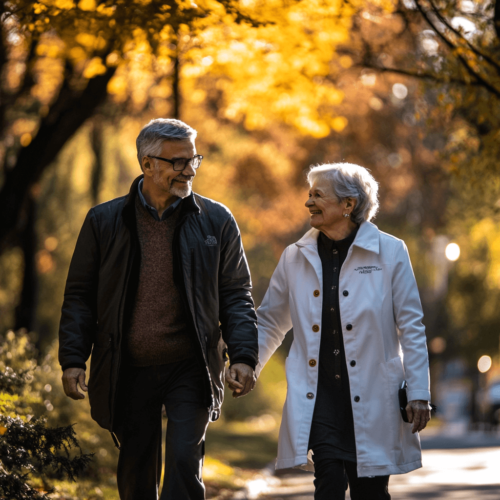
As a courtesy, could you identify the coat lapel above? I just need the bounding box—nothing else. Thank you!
[352,221,380,254]
[295,228,322,283]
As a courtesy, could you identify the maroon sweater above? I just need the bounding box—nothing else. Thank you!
[126,196,195,366]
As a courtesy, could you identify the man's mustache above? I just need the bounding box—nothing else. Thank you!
[174,175,193,183]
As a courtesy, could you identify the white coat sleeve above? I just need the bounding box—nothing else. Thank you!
[392,240,431,402]
[255,247,293,378]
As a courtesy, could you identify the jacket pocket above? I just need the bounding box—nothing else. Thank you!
[94,332,112,349]
[88,342,114,422]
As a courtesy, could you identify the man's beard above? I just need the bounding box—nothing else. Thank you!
[170,179,192,198]
[153,169,192,198]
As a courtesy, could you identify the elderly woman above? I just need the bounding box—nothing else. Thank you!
[255,163,431,500]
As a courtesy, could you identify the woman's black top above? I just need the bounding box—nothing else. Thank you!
[308,227,359,463]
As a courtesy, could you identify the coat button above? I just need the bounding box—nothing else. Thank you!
[343,290,349,297]
[313,290,320,297]
[309,359,317,367]
[354,396,360,402]
[350,360,356,367]
[335,374,340,379]
[312,325,320,332]
[307,392,315,399]
[346,324,352,331]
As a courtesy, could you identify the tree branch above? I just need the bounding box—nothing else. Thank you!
[414,0,500,99]
[359,61,486,87]
[427,0,500,76]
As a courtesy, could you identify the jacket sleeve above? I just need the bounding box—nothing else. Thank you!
[218,215,258,369]
[255,247,292,378]
[392,240,431,402]
[58,209,100,372]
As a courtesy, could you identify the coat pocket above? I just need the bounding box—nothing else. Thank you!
[384,356,405,412]
[382,356,407,463]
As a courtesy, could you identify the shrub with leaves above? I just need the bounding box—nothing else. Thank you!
[0,331,93,500]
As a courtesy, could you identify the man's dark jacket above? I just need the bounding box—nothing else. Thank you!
[59,176,258,431]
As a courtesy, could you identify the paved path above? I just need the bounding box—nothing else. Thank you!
[234,431,500,499]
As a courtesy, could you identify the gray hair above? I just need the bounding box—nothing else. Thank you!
[307,163,379,224]
[136,118,197,168]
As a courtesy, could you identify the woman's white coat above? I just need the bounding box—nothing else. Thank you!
[256,221,430,477]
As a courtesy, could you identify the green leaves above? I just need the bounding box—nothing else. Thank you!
[0,332,93,499]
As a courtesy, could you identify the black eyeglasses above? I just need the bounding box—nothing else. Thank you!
[147,154,203,171]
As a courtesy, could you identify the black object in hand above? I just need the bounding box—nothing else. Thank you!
[399,380,437,423]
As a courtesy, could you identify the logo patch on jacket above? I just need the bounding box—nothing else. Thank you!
[355,266,382,274]
[205,235,217,246]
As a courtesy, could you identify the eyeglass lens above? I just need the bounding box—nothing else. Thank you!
[174,156,202,171]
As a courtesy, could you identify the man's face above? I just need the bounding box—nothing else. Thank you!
[142,139,197,198]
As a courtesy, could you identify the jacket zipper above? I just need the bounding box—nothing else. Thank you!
[190,248,211,408]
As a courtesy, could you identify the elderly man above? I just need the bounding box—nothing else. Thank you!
[59,118,258,500]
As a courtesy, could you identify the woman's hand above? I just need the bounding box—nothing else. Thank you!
[406,400,431,434]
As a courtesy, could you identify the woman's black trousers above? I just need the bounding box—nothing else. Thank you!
[313,455,391,500]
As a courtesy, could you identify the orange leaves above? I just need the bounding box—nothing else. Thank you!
[33,3,48,14]
[179,0,358,137]
[51,0,76,9]
[83,57,107,78]
[331,116,348,132]
[20,134,32,147]
[13,0,361,138]
[78,0,96,10]
[75,33,107,51]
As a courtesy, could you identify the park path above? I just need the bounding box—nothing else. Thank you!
[232,429,500,499]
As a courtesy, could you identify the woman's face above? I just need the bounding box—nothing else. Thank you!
[305,179,345,230]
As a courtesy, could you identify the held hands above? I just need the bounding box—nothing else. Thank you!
[406,399,431,434]
[62,368,88,400]
[225,363,256,398]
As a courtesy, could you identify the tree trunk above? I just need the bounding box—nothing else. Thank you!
[14,192,37,332]
[0,66,116,254]
[90,118,104,205]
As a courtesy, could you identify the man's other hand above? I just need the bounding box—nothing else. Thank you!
[406,399,431,434]
[62,368,88,400]
[225,363,256,398]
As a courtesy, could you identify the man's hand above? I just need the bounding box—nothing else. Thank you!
[406,399,431,434]
[62,368,88,400]
[225,363,256,398]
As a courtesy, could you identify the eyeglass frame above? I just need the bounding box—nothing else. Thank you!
[146,154,203,171]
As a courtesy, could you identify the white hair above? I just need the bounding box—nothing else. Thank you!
[307,163,379,224]
[136,118,197,169]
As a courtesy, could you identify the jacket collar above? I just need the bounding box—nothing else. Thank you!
[122,175,142,230]
[295,221,380,254]
[122,174,201,229]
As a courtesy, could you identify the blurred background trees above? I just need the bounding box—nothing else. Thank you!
[1,0,500,496]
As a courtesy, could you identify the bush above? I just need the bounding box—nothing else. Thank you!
[0,331,93,499]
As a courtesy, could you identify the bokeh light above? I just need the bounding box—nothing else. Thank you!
[445,242,460,261]
[392,83,408,99]
[430,337,446,354]
[478,355,492,373]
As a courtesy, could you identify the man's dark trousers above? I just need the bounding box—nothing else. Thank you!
[115,356,209,500]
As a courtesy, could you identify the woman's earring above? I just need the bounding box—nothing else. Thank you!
[343,213,350,218]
